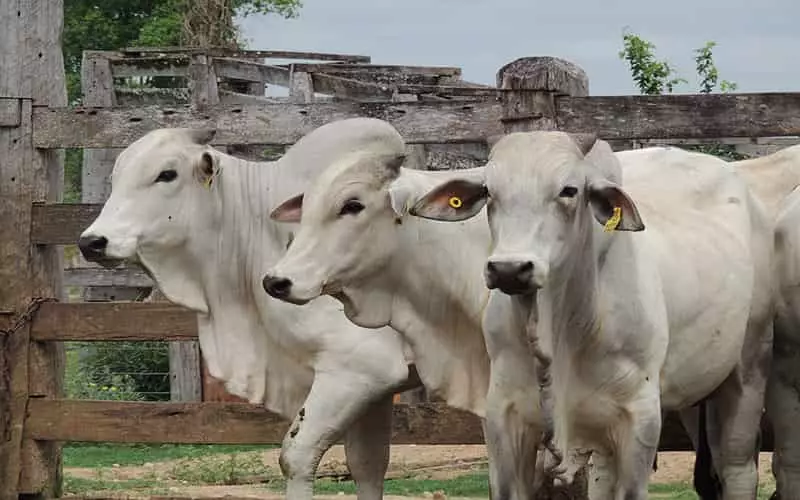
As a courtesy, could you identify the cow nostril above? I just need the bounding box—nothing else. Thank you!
[518,261,533,274]
[89,236,108,250]
[486,261,498,275]
[263,275,293,299]
[78,235,108,259]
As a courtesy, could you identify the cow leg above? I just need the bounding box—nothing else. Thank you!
[766,321,800,500]
[279,368,404,500]
[613,384,662,500]
[705,324,771,500]
[484,396,541,500]
[343,392,394,500]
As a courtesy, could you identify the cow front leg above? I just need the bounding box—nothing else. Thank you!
[343,392,395,500]
[484,395,541,500]
[279,371,398,500]
[613,383,662,500]
[766,326,800,500]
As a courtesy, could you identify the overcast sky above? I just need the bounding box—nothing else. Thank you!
[239,0,796,96]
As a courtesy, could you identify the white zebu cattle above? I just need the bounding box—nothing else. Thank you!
[410,132,774,500]
[77,119,422,500]
[731,144,800,500]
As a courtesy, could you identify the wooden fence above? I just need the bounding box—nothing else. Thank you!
[3,10,800,500]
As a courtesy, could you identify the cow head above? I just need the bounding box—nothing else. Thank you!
[411,131,644,295]
[262,147,408,328]
[78,128,221,312]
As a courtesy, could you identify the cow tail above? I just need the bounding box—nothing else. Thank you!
[693,399,722,500]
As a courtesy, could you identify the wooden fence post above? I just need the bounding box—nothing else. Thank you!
[80,52,146,302]
[0,0,67,498]
[496,56,591,500]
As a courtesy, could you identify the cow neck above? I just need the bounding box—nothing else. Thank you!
[540,202,604,356]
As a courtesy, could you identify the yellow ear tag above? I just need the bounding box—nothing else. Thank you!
[604,206,622,232]
[448,196,463,209]
[203,176,213,190]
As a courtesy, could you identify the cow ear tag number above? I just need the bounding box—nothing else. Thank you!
[448,196,463,209]
[604,206,622,232]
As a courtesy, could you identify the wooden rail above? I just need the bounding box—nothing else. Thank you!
[32,92,800,149]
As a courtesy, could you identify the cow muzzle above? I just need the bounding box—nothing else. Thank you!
[78,234,124,268]
[262,274,311,305]
[485,259,541,295]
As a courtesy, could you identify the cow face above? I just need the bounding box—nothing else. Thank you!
[411,131,644,295]
[78,128,220,311]
[263,150,406,327]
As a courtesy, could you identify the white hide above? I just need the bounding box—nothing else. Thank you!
[412,133,773,499]
[267,154,492,415]
[81,122,413,412]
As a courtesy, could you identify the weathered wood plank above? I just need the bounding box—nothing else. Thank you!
[24,400,484,445]
[63,266,153,288]
[20,399,772,451]
[31,203,100,245]
[121,47,371,63]
[32,101,504,148]
[30,303,197,341]
[116,87,190,106]
[557,92,800,139]
[110,56,190,78]
[396,84,498,97]
[279,64,461,86]
[0,98,21,127]
[311,72,394,100]
[218,90,286,105]
[212,58,290,86]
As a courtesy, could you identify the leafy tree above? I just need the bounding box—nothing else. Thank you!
[619,31,747,161]
[619,32,686,95]
[62,0,302,202]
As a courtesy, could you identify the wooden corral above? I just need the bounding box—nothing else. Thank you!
[3,3,800,499]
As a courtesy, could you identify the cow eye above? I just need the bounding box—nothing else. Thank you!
[339,199,365,217]
[559,186,578,198]
[155,169,178,183]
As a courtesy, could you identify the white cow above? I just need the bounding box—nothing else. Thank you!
[731,144,800,500]
[408,131,774,499]
[77,119,424,500]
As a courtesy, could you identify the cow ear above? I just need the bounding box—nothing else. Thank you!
[195,151,221,189]
[271,193,304,223]
[410,179,488,222]
[587,178,644,232]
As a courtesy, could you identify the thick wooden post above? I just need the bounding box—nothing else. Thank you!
[497,56,589,134]
[0,1,67,498]
[289,66,314,104]
[496,56,590,500]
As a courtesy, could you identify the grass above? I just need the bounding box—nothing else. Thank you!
[62,444,777,499]
[64,443,274,468]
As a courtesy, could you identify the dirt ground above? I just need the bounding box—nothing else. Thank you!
[64,445,777,499]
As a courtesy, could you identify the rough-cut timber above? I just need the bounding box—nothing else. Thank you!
[31,203,101,245]
[0,98,20,127]
[311,72,395,100]
[497,56,589,133]
[32,101,504,148]
[212,58,290,87]
[64,265,153,288]
[23,400,483,445]
[121,46,372,63]
[279,64,461,87]
[30,303,197,341]
[0,0,67,496]
[557,92,800,139]
[21,399,772,450]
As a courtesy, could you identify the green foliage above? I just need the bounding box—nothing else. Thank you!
[619,32,687,95]
[67,342,170,401]
[62,0,300,202]
[619,31,749,161]
[64,443,271,468]
[694,41,738,94]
